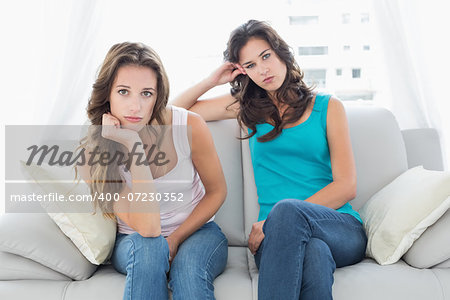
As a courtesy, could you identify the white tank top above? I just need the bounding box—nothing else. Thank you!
[116,106,213,236]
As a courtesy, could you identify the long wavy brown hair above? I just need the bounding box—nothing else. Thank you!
[224,20,314,142]
[77,42,170,219]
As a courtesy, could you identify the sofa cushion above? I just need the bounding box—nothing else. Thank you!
[360,166,450,265]
[0,251,70,281]
[213,247,253,299]
[0,280,74,300]
[333,258,445,300]
[63,265,125,300]
[241,135,260,239]
[402,128,444,171]
[345,105,409,211]
[433,257,450,269]
[0,213,97,280]
[403,207,450,268]
[19,162,117,265]
[207,120,246,246]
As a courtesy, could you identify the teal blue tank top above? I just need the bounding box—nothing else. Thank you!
[248,93,362,223]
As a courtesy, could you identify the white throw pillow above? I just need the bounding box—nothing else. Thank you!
[20,161,117,265]
[359,166,450,265]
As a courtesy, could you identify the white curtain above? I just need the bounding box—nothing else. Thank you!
[0,0,101,125]
[372,0,450,169]
[47,0,101,125]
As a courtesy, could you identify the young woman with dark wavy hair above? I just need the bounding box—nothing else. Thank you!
[173,20,367,300]
[77,42,228,299]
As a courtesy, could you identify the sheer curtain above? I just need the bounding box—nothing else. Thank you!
[372,0,450,169]
[46,1,101,125]
[1,0,101,126]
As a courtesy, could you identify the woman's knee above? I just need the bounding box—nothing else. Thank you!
[265,199,310,232]
[121,233,169,269]
[269,199,312,218]
[170,227,228,296]
[172,233,227,281]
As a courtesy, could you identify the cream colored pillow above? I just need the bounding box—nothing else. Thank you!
[360,166,450,265]
[20,161,117,265]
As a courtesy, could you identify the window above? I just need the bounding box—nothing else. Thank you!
[289,16,319,25]
[342,13,351,24]
[299,46,328,55]
[304,69,327,88]
[352,68,361,78]
[363,45,370,51]
[336,68,342,76]
[361,13,370,23]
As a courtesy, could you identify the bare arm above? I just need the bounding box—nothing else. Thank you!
[165,112,227,258]
[171,62,244,121]
[79,114,161,237]
[305,97,357,208]
[112,141,161,238]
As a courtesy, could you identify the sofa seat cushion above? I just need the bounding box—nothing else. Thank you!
[247,254,448,300]
[333,258,447,300]
[0,246,253,300]
[63,265,125,300]
[0,280,72,300]
[431,268,450,298]
[214,246,253,299]
[65,246,253,300]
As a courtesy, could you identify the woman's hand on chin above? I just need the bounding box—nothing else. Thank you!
[101,113,142,150]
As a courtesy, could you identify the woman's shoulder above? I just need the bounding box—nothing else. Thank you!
[186,109,207,129]
[327,95,344,112]
[325,95,347,126]
[313,93,342,110]
[150,106,174,125]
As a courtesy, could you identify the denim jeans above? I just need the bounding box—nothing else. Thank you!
[111,221,228,300]
[254,199,367,300]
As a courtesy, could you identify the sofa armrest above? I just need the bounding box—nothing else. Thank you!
[0,213,97,280]
[402,128,444,171]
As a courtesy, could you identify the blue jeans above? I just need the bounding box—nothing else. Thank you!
[111,221,228,300]
[254,199,367,300]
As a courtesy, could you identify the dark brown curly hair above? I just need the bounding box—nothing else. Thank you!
[224,20,314,142]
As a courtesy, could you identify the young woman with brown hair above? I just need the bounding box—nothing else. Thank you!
[173,20,367,300]
[78,42,228,299]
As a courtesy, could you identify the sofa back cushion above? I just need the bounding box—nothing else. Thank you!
[241,135,260,239]
[207,120,246,246]
[345,105,408,210]
[402,128,444,171]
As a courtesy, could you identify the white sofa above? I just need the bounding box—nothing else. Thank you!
[1,104,449,300]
